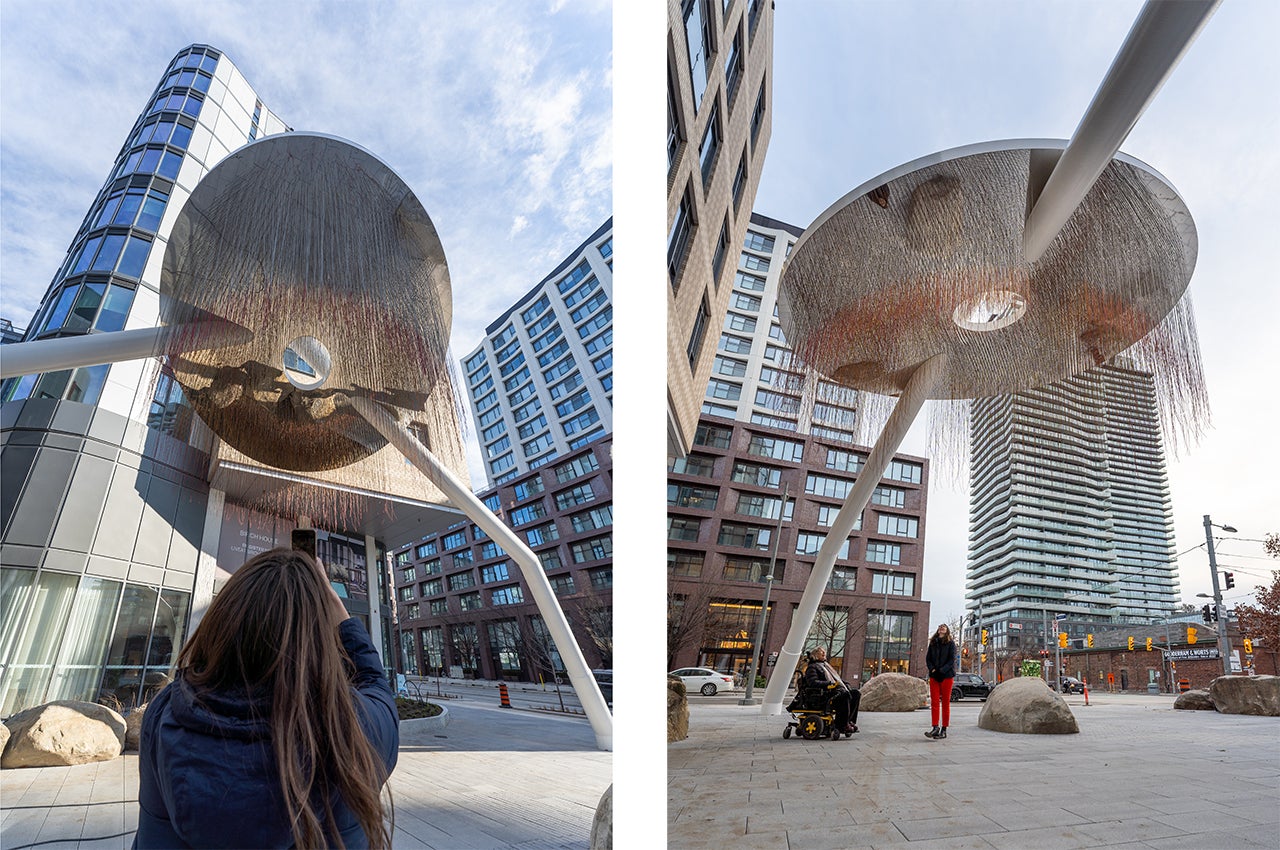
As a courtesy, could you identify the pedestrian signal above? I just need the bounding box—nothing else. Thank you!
[1244,638,1253,654]
[1086,633,1094,648]
[1187,626,1197,644]
[980,652,987,663]
[1127,636,1134,651]
[1145,637,1153,651]
[1058,632,1068,648]
[962,646,969,658]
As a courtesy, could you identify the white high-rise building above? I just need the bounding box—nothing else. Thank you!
[966,358,1179,651]
[700,213,859,441]
[461,219,613,486]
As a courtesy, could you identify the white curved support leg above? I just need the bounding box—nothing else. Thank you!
[0,322,253,380]
[349,395,613,751]
[761,354,947,715]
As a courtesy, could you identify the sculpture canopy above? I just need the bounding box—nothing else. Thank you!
[777,139,1197,400]
[160,132,452,471]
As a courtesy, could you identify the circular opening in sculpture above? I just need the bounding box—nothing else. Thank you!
[282,336,332,390]
[952,290,1027,332]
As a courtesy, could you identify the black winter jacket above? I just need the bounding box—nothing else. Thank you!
[926,638,957,682]
[134,618,398,849]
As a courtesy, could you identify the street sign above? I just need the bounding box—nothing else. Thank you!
[1168,647,1220,661]
[1055,612,1068,621]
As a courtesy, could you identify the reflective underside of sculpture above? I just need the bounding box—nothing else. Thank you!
[160,133,456,474]
[778,140,1208,456]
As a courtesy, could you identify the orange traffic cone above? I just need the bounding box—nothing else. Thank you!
[1083,681,1090,707]
[499,682,512,708]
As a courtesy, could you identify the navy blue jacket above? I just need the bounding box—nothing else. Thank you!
[926,638,958,681]
[134,618,398,849]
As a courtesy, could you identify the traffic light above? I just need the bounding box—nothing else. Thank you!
[981,629,988,645]
[1127,636,1135,651]
[1040,649,1049,658]
[1058,632,1068,648]
[1145,637,1153,651]
[1244,638,1253,654]
[962,645,970,658]
[1224,572,1235,590]
[1086,633,1094,648]
[1187,626,1198,644]
[1201,604,1213,624]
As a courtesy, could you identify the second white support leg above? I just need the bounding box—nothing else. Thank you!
[349,395,613,751]
[761,354,947,715]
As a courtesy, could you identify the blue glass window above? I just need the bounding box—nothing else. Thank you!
[71,236,102,276]
[65,364,109,404]
[192,72,211,93]
[112,189,145,226]
[66,282,106,332]
[91,234,126,272]
[165,93,186,111]
[158,151,182,180]
[117,236,151,279]
[95,191,123,227]
[43,286,80,333]
[199,54,217,73]
[170,123,193,149]
[181,96,202,117]
[153,120,175,143]
[95,285,134,332]
[177,69,196,88]
[183,52,202,68]
[139,148,163,175]
[5,374,37,401]
[136,189,168,232]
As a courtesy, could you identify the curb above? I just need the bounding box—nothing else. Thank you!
[400,704,451,745]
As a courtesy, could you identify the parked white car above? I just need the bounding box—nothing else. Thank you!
[670,667,736,696]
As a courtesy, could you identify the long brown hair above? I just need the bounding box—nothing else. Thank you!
[178,548,392,848]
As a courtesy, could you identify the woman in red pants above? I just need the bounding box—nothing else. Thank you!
[925,623,958,739]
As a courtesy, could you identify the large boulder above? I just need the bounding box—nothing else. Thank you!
[590,783,612,850]
[125,703,149,751]
[2,701,126,768]
[0,722,9,757]
[979,677,1079,734]
[1174,689,1216,711]
[860,673,928,712]
[667,677,688,742]
[1208,675,1280,716]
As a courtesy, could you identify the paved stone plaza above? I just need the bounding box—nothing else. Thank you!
[669,693,1280,849]
[1,700,609,850]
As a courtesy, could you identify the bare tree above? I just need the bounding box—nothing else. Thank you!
[521,614,568,710]
[438,612,481,678]
[667,574,731,669]
[566,582,613,669]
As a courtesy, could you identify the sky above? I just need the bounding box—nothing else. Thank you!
[0,0,611,487]
[752,0,1280,625]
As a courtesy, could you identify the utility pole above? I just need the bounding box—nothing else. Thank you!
[1203,515,1233,676]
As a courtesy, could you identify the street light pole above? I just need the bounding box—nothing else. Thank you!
[741,484,788,705]
[1203,515,1234,676]
[877,568,893,675]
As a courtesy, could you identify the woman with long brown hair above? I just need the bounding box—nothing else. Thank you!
[925,622,958,740]
[134,548,397,848]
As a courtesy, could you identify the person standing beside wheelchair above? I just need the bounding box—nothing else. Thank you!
[925,623,958,739]
[802,647,860,734]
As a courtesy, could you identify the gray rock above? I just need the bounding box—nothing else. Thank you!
[978,677,1079,734]
[1,701,126,768]
[0,722,9,759]
[1208,675,1280,716]
[590,783,612,850]
[125,703,148,751]
[860,672,928,712]
[1173,689,1216,711]
[667,676,688,742]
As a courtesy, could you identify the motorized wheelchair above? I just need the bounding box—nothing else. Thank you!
[783,683,853,740]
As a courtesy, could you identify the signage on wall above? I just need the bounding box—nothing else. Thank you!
[1167,647,1221,661]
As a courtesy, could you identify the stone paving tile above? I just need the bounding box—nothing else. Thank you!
[892,811,1007,842]
[668,829,788,849]
[1150,808,1274,835]
[982,823,1109,849]
[1154,832,1273,850]
[1074,816,1187,845]
[979,804,1092,831]
[876,835,1000,850]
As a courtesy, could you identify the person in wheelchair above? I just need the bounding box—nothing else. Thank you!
[792,647,860,734]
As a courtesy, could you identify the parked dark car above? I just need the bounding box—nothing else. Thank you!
[950,672,993,701]
[1059,676,1085,694]
[592,669,613,706]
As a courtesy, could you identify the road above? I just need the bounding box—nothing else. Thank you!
[403,674,595,714]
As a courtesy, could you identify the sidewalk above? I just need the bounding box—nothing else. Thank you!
[1,700,609,850]
[668,694,1280,849]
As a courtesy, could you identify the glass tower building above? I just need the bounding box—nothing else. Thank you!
[966,358,1180,652]
[1,46,461,716]
[461,219,613,486]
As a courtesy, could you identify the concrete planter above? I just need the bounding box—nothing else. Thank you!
[399,704,450,745]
